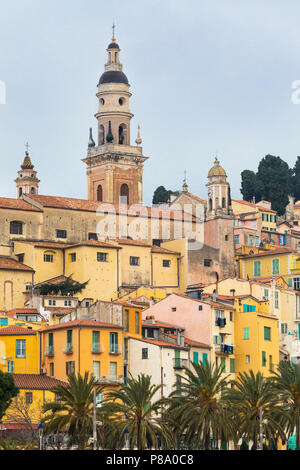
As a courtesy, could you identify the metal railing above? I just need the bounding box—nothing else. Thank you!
[109,344,122,355]
[92,343,104,354]
[173,358,189,369]
[214,344,234,355]
[45,345,54,356]
[63,343,73,354]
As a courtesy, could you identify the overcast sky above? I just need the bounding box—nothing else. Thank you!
[1,0,300,205]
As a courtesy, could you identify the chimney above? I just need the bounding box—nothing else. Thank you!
[230,289,236,297]
[212,290,217,302]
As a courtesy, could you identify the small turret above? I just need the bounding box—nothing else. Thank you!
[15,146,40,198]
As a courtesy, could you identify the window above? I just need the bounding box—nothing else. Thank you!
[44,253,54,263]
[264,289,269,300]
[135,311,140,334]
[264,326,271,341]
[96,393,104,407]
[230,358,235,373]
[202,353,208,365]
[275,291,279,309]
[272,259,280,275]
[130,256,140,266]
[110,332,119,354]
[142,348,148,359]
[64,300,72,306]
[124,310,129,332]
[254,261,261,277]
[281,323,287,334]
[225,234,229,241]
[97,185,103,202]
[120,183,129,204]
[270,215,273,222]
[92,331,100,353]
[49,300,56,306]
[25,392,33,404]
[249,235,253,246]
[255,236,259,246]
[97,252,108,262]
[93,361,100,381]
[193,351,199,364]
[172,307,177,312]
[234,235,240,245]
[262,351,267,367]
[16,339,26,358]
[243,304,256,312]
[56,230,67,239]
[66,361,75,375]
[163,260,171,268]
[204,259,211,267]
[230,312,233,322]
[243,328,250,340]
[220,357,226,372]
[7,360,14,373]
[0,318,8,326]
[109,362,117,381]
[89,233,98,241]
[10,221,23,235]
[199,305,203,311]
[17,254,24,263]
[70,253,76,263]
[246,355,250,364]
[50,363,54,376]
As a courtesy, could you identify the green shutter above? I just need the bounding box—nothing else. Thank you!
[202,353,208,365]
[193,352,199,364]
[264,326,271,341]
[67,330,72,345]
[272,259,279,275]
[254,261,261,277]
[230,358,235,373]
[288,278,293,287]
[243,328,250,340]
[220,357,226,372]
[262,351,266,367]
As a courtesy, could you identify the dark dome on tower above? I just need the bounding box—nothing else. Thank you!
[98,70,129,85]
[108,42,120,49]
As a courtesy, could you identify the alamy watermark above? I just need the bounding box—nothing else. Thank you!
[0,80,6,104]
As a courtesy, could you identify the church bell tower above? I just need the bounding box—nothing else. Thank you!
[83,28,148,205]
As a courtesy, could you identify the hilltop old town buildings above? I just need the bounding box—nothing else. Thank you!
[1,32,300,439]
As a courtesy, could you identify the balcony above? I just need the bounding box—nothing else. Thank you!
[99,375,124,384]
[109,344,122,355]
[215,318,227,328]
[44,345,54,357]
[214,344,234,355]
[92,343,104,354]
[173,358,189,369]
[63,343,73,354]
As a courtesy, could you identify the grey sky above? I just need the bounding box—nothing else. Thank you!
[1,0,300,205]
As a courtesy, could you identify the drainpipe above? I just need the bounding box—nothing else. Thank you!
[39,331,42,375]
[117,249,120,298]
[78,327,81,375]
[151,253,153,287]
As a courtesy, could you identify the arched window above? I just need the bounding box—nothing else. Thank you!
[99,125,105,145]
[120,184,130,204]
[209,199,213,211]
[222,197,226,208]
[10,221,23,235]
[19,187,23,197]
[119,124,127,145]
[31,187,35,194]
[97,184,103,202]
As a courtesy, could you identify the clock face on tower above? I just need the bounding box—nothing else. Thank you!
[207,188,213,198]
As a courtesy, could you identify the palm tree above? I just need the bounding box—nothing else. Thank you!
[224,370,286,449]
[102,374,166,450]
[42,372,103,450]
[271,360,300,449]
[167,361,232,450]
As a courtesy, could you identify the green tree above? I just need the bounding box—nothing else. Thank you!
[240,170,258,202]
[291,157,300,203]
[167,361,232,450]
[0,371,19,421]
[42,372,103,450]
[103,374,166,450]
[224,370,286,450]
[152,186,171,205]
[271,360,300,450]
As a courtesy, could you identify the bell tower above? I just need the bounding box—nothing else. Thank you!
[83,28,148,205]
[206,158,231,220]
[15,148,40,199]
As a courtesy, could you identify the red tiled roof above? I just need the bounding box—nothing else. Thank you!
[181,192,207,204]
[41,319,123,332]
[0,257,34,272]
[128,336,188,350]
[6,308,40,318]
[14,240,73,249]
[184,337,211,349]
[241,247,296,259]
[45,307,75,316]
[0,197,41,212]
[13,374,67,390]
[233,200,276,213]
[151,246,181,255]
[24,195,197,222]
[0,326,36,336]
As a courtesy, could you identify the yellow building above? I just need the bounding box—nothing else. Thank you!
[0,325,40,374]
[233,296,279,377]
[41,319,124,387]
[232,200,277,232]
[11,238,186,303]
[0,256,34,310]
[239,247,297,280]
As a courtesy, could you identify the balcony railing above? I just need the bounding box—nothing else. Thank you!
[92,343,104,354]
[99,375,124,384]
[45,345,54,357]
[173,358,189,369]
[214,344,234,355]
[63,343,73,354]
[109,344,122,355]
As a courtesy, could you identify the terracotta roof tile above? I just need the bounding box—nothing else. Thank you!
[241,247,296,259]
[0,256,34,272]
[151,246,181,255]
[128,336,188,350]
[13,374,67,390]
[233,200,276,213]
[0,197,41,212]
[0,325,36,335]
[41,319,123,332]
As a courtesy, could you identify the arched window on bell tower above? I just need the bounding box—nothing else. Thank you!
[99,125,105,145]
[209,198,212,211]
[120,184,129,204]
[97,185,103,202]
[119,124,127,145]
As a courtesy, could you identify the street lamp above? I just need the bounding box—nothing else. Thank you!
[38,424,44,451]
